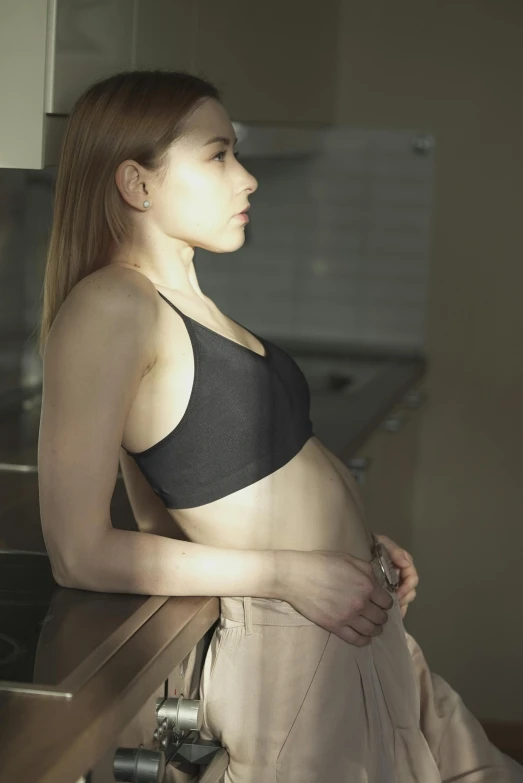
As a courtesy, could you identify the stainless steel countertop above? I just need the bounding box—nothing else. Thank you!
[0,354,427,782]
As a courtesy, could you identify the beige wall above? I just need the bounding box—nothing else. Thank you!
[335,1,523,720]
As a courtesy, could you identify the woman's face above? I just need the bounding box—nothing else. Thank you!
[150,98,258,253]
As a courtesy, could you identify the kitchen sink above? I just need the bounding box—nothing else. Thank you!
[293,356,395,395]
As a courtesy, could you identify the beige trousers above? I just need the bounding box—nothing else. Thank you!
[405,630,523,783]
[198,561,523,782]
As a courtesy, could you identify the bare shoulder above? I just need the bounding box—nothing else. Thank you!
[60,264,158,324]
[39,266,161,581]
[47,265,158,372]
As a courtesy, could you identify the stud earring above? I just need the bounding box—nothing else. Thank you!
[143,200,150,208]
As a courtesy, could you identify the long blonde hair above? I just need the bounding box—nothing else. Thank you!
[38,70,220,357]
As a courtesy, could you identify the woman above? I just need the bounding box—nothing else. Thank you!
[37,71,521,782]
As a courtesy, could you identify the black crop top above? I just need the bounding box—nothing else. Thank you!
[123,291,314,509]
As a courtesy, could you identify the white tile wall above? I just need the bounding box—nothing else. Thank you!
[196,127,436,352]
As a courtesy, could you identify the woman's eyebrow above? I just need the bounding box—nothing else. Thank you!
[203,135,238,147]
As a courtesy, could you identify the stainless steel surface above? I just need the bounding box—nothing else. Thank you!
[56,596,168,697]
[0,596,220,783]
[308,357,427,461]
[113,746,165,783]
[0,550,167,697]
[0,463,38,472]
[156,696,203,732]
[295,356,397,395]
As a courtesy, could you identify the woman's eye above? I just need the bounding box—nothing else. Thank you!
[213,149,240,162]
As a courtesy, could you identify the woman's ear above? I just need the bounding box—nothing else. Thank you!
[114,159,151,211]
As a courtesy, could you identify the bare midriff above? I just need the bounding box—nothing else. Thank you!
[170,436,374,562]
[122,277,374,563]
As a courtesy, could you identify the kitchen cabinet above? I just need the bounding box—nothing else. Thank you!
[135,0,195,73]
[1,0,339,169]
[194,0,340,124]
[47,0,136,116]
[352,383,428,553]
[50,0,196,112]
[0,0,196,169]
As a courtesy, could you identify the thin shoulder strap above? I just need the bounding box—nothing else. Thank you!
[156,289,187,319]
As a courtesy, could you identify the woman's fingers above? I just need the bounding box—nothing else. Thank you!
[375,533,412,566]
[361,601,390,627]
[399,588,417,610]
[396,565,419,598]
[348,614,385,638]
[333,626,373,647]
[374,534,419,603]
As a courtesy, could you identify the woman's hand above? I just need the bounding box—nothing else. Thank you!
[374,534,419,619]
[280,549,394,647]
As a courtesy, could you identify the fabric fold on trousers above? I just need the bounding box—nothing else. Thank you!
[197,553,523,782]
[199,591,441,781]
[405,631,523,782]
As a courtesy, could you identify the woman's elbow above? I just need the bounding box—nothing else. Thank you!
[49,554,84,589]
[46,541,94,590]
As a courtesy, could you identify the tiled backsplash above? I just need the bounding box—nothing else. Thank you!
[196,128,435,352]
[0,127,435,396]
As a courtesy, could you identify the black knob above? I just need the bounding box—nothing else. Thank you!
[113,747,166,783]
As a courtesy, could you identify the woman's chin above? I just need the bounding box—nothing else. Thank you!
[219,232,250,253]
[228,231,248,252]
[203,233,247,254]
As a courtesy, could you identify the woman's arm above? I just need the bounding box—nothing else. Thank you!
[38,272,279,599]
[56,526,279,597]
[119,447,188,540]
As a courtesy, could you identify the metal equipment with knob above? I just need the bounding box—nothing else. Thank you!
[113,696,226,783]
[113,747,166,783]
